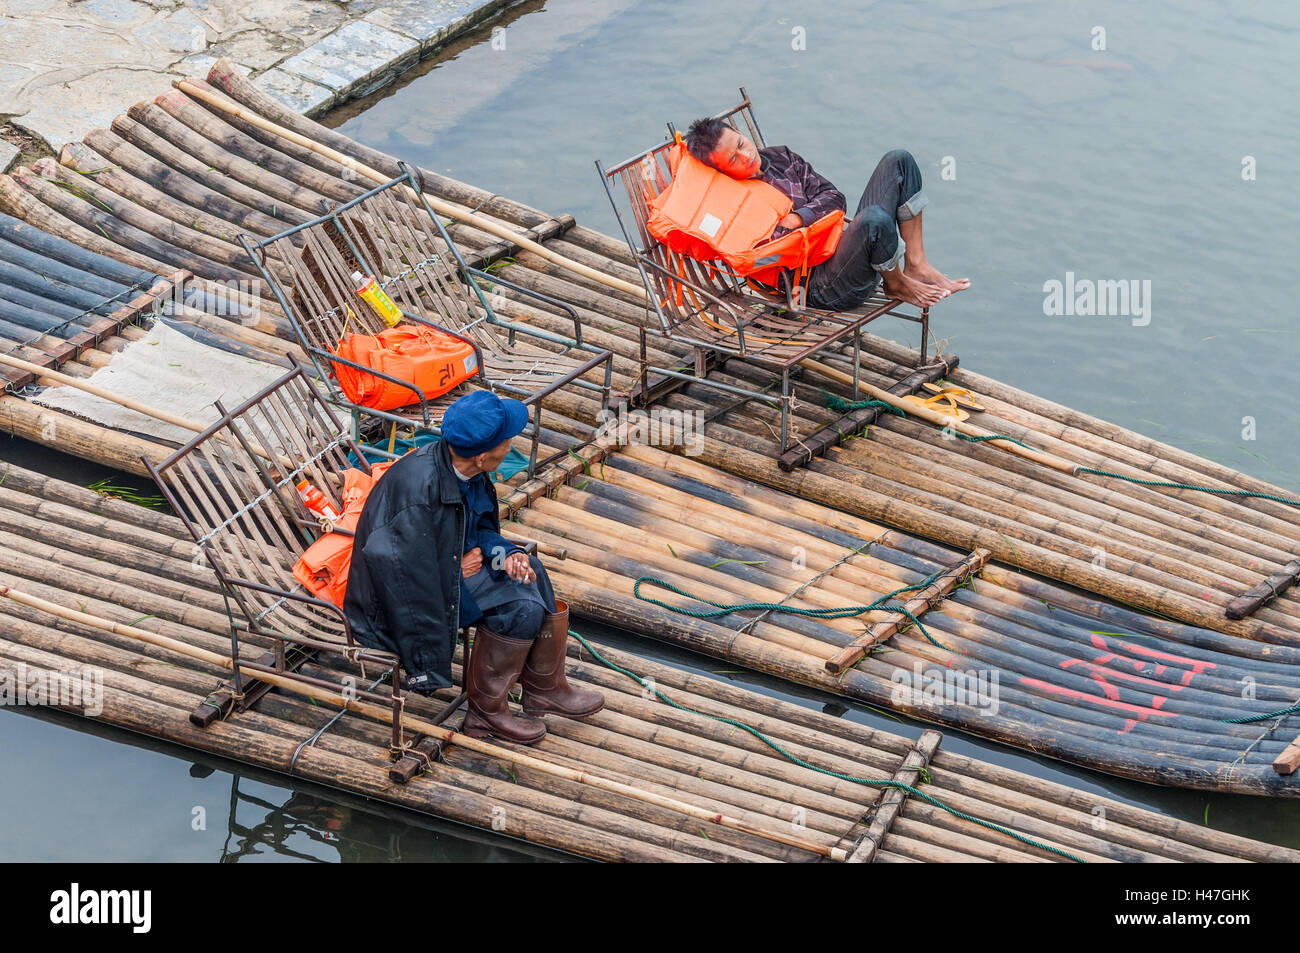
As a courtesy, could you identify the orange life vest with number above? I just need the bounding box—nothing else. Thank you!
[291,460,396,607]
[646,140,844,289]
[332,323,478,412]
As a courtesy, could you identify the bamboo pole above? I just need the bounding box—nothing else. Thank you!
[0,351,208,432]
[0,639,692,862]
[800,356,1080,474]
[0,616,803,861]
[949,363,1300,525]
[0,584,848,861]
[173,79,652,302]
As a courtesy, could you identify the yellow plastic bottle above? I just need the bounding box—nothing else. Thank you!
[352,270,404,326]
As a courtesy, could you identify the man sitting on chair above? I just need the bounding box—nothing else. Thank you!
[343,390,603,745]
[683,117,969,311]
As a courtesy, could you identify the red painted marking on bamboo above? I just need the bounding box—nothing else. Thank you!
[1061,658,1189,697]
[1087,634,1216,686]
[1020,677,1174,734]
[1035,635,1219,732]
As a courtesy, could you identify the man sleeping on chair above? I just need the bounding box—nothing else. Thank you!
[683,117,969,311]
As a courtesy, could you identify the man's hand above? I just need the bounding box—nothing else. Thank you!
[461,547,483,578]
[779,212,803,229]
[503,551,536,584]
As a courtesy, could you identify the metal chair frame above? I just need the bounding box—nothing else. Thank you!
[145,366,478,755]
[239,164,614,478]
[596,88,933,451]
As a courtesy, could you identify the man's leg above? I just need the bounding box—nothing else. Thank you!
[462,622,546,743]
[808,150,966,308]
[521,556,604,719]
[900,212,969,293]
[807,204,946,309]
[859,149,968,294]
[462,569,548,744]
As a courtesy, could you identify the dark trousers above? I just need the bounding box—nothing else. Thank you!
[476,555,557,641]
[805,149,929,311]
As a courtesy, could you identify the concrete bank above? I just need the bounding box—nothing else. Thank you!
[1,0,522,167]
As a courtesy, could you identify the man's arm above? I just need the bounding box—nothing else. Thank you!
[792,151,846,226]
[481,529,524,571]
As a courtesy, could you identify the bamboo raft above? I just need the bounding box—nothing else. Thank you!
[2,459,1295,863]
[1,58,1299,798]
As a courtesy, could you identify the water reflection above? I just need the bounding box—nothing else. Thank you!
[207,770,561,864]
[0,707,566,863]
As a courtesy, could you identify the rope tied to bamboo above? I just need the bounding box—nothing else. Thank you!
[823,394,1300,507]
[632,569,962,653]
[567,631,1085,863]
[1222,704,1300,725]
[0,272,158,363]
[1072,465,1300,508]
[388,737,435,770]
[736,536,886,636]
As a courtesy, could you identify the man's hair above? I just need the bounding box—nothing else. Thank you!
[684,117,729,168]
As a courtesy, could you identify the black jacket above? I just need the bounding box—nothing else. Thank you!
[343,440,505,688]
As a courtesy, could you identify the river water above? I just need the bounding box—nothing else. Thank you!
[3,0,1299,860]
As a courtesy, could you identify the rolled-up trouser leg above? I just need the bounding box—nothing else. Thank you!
[806,149,928,311]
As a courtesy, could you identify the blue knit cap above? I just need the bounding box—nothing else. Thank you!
[441,390,529,457]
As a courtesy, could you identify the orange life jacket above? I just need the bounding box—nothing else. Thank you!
[331,323,478,412]
[292,460,396,607]
[646,139,844,290]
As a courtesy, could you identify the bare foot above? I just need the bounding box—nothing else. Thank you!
[881,269,950,307]
[906,259,971,294]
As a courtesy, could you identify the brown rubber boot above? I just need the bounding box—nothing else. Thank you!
[521,601,605,718]
[462,625,546,744]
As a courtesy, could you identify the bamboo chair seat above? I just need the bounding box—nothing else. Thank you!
[147,367,414,748]
[597,90,930,453]
[242,167,612,437]
[599,89,930,372]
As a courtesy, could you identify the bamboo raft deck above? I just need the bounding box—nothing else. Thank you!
[1,460,1295,863]
[1,58,1299,798]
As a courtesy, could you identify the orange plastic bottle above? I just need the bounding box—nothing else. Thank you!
[296,480,342,521]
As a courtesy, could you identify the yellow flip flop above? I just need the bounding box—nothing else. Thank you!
[921,382,986,413]
[899,391,971,422]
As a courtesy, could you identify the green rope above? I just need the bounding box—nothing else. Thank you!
[957,432,1038,451]
[568,631,1086,863]
[825,392,907,417]
[632,569,959,652]
[1074,466,1300,508]
[1222,704,1300,725]
[823,393,1300,507]
[825,392,1038,451]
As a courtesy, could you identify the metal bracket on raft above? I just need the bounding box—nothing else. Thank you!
[847,728,943,863]
[189,643,314,727]
[1226,558,1300,621]
[0,269,191,391]
[389,735,446,783]
[824,548,991,675]
[777,351,960,472]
